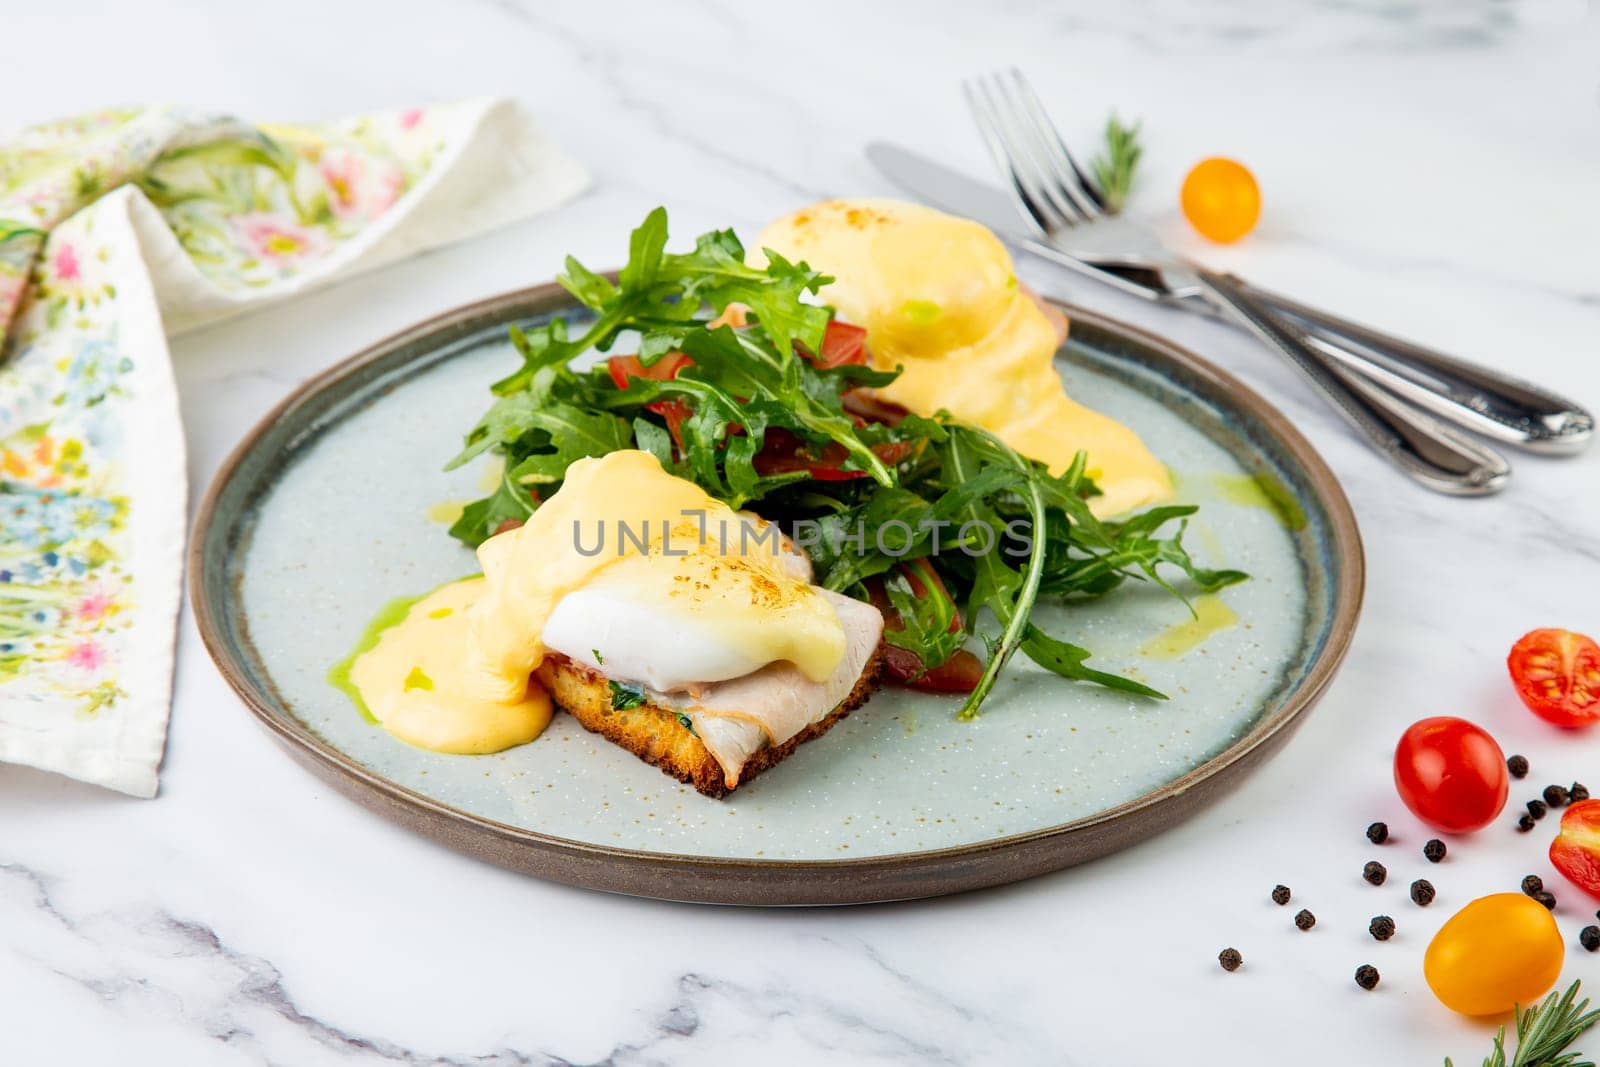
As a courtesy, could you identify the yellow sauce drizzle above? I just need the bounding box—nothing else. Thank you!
[1139,594,1239,659]
[1213,471,1307,530]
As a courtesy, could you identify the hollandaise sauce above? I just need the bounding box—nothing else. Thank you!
[341,577,552,754]
[759,199,1173,517]
[337,450,847,757]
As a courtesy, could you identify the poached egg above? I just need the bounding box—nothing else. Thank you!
[758,198,1173,516]
[346,450,881,783]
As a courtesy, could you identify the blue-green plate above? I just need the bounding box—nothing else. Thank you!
[190,284,1363,905]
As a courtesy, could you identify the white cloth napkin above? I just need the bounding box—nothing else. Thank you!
[0,98,588,796]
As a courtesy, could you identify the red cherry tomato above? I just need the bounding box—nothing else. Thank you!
[1550,798,1600,898]
[1393,717,1509,833]
[1508,628,1600,728]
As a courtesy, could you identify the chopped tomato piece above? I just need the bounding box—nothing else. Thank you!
[606,351,693,390]
[492,518,525,536]
[1550,799,1600,898]
[883,645,985,692]
[898,558,962,635]
[866,563,980,693]
[646,399,693,450]
[1508,628,1600,728]
[752,428,910,481]
[842,388,909,426]
[607,353,695,450]
[810,319,869,368]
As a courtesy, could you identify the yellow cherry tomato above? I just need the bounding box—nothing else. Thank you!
[1424,893,1564,1016]
[1180,158,1261,243]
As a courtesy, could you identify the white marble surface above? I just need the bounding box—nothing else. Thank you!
[4,1,1600,1062]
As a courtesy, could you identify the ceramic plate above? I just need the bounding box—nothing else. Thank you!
[191,284,1363,905]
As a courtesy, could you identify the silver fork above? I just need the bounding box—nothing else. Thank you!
[964,68,1515,496]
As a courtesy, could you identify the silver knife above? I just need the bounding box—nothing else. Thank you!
[867,141,1593,455]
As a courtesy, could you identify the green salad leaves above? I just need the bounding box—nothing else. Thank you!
[446,207,1244,718]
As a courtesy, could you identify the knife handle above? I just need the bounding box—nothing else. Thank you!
[1232,278,1594,455]
[1196,269,1511,496]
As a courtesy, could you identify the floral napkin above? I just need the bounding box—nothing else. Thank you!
[0,98,588,796]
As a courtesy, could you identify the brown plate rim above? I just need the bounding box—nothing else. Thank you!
[188,281,1365,906]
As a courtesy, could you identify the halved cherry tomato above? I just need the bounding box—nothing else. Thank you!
[1550,798,1600,898]
[1508,628,1600,728]
[1393,717,1508,833]
[605,351,692,389]
[809,319,869,368]
[1424,893,1563,1016]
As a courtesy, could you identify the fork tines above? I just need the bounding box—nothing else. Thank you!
[963,68,1108,235]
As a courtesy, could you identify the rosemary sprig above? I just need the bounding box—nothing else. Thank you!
[1445,981,1600,1067]
[1089,112,1143,214]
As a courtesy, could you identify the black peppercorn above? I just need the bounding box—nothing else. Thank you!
[1545,784,1571,808]
[1369,915,1396,941]
[1423,839,1447,863]
[1534,890,1557,910]
[1411,879,1436,906]
[1366,821,1389,845]
[1219,947,1243,972]
[1529,799,1549,820]
[1354,964,1380,991]
[1517,813,1536,832]
[1572,782,1591,802]
[1508,754,1529,779]
[1522,875,1544,896]
[1271,884,1292,906]
[1295,908,1316,931]
[1363,861,1387,886]
[1582,927,1600,952]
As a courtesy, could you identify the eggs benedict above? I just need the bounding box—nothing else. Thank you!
[758,199,1173,516]
[344,450,883,796]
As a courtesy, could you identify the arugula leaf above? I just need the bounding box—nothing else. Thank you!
[444,206,1248,718]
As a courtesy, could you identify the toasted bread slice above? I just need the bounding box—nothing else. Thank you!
[536,648,882,799]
